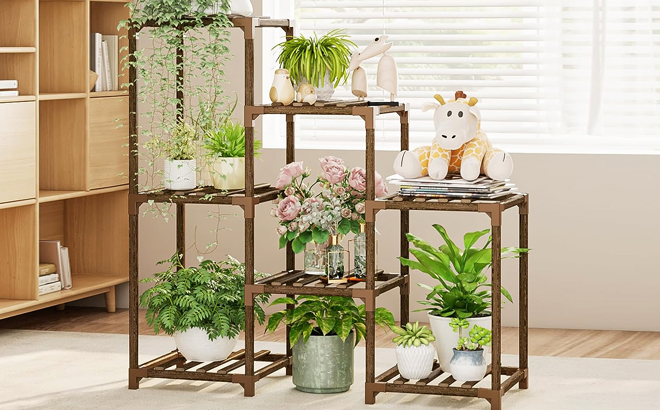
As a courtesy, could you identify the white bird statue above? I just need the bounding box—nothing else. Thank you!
[269,69,295,106]
[296,83,317,105]
[348,36,398,102]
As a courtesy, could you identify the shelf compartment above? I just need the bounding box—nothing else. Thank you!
[89,97,128,189]
[134,184,280,206]
[0,0,37,48]
[0,101,36,204]
[136,349,289,384]
[0,47,36,54]
[90,1,130,92]
[372,193,527,213]
[254,270,408,297]
[39,185,128,203]
[0,53,36,95]
[0,204,37,301]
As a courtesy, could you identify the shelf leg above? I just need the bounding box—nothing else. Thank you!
[285,114,295,376]
[489,395,502,410]
[128,212,140,389]
[176,204,185,265]
[519,200,529,389]
[105,286,116,313]
[491,222,502,392]
[400,210,410,325]
[55,304,65,311]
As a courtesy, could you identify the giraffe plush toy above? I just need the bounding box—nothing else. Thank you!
[394,91,513,181]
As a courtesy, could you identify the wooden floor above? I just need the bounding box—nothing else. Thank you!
[1,307,659,360]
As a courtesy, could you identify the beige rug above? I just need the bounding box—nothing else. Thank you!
[1,329,658,410]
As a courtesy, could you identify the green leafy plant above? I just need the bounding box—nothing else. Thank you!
[450,318,492,351]
[140,254,270,340]
[399,224,529,319]
[274,29,356,87]
[391,322,436,347]
[266,296,395,346]
[204,120,261,158]
[165,121,197,160]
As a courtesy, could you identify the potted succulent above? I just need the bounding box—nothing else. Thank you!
[391,322,436,380]
[266,295,394,393]
[448,319,492,381]
[399,224,528,371]
[140,254,270,361]
[162,122,198,190]
[274,29,356,100]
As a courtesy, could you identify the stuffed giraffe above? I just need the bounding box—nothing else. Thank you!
[393,91,513,181]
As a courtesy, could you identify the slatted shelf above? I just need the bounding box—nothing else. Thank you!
[372,192,526,213]
[132,184,279,206]
[253,101,407,116]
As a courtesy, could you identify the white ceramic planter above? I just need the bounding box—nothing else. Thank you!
[395,343,436,380]
[301,70,335,101]
[163,159,197,190]
[174,328,238,362]
[210,157,245,190]
[427,313,492,371]
[449,348,488,381]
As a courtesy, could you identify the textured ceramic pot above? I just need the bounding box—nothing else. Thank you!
[449,348,487,381]
[163,159,197,190]
[292,331,354,393]
[301,70,335,101]
[427,313,492,371]
[174,328,238,362]
[210,157,245,190]
[395,343,436,380]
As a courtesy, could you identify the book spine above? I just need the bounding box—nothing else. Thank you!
[102,41,112,92]
[38,281,62,296]
[39,263,57,276]
[39,273,60,286]
[95,33,103,91]
[60,247,72,290]
[0,80,18,89]
[0,90,19,97]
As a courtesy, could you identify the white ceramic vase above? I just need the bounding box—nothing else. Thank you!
[210,157,245,190]
[449,348,488,382]
[301,70,335,101]
[427,313,492,371]
[395,343,436,380]
[174,328,238,362]
[163,159,197,190]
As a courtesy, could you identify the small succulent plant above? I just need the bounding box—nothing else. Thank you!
[450,318,492,351]
[392,322,436,347]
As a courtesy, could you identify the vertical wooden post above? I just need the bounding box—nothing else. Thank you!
[491,219,502,393]
[243,102,256,394]
[399,111,410,326]
[105,286,116,313]
[285,114,295,375]
[519,197,529,389]
[365,110,377,403]
[244,19,255,107]
[176,204,185,266]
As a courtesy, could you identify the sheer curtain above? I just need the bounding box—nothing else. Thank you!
[262,0,660,151]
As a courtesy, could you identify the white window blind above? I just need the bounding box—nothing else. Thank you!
[262,0,660,152]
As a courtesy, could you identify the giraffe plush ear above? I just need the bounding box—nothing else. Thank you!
[469,105,481,122]
[421,102,439,113]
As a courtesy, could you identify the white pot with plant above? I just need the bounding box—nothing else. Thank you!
[161,122,197,190]
[448,319,492,381]
[391,322,436,380]
[140,255,270,362]
[399,224,528,371]
[274,29,356,101]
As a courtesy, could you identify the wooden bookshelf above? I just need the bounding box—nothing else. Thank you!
[0,0,129,321]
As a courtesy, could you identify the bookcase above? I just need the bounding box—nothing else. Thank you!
[0,0,130,320]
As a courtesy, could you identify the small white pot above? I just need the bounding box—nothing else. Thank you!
[449,348,488,382]
[210,157,245,190]
[427,313,492,371]
[173,328,238,362]
[163,159,197,190]
[395,343,436,380]
[301,70,335,101]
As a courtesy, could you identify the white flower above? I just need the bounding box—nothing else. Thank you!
[288,222,298,232]
[277,225,288,236]
[269,208,277,217]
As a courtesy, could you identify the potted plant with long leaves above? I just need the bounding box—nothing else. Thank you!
[448,319,492,381]
[399,224,528,371]
[274,29,356,100]
[266,296,394,393]
[140,254,270,361]
[391,322,436,380]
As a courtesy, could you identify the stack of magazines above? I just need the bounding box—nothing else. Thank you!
[387,174,516,200]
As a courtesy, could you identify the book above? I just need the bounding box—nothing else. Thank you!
[0,80,18,89]
[39,281,62,296]
[39,241,64,284]
[60,247,72,290]
[91,32,104,91]
[39,273,60,286]
[0,90,19,97]
[39,263,57,276]
[102,35,119,91]
[102,40,112,92]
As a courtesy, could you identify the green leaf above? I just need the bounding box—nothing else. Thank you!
[464,248,492,272]
[301,322,314,343]
[334,316,353,342]
[266,311,286,333]
[269,297,296,307]
[409,249,458,284]
[316,316,336,335]
[463,229,490,255]
[287,230,297,241]
[312,228,329,244]
[406,233,451,266]
[337,218,352,235]
[289,323,305,346]
[350,220,361,234]
[291,237,305,254]
[298,230,313,244]
[279,234,288,249]
[433,224,463,271]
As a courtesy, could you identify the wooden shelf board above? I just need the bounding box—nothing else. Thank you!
[0,274,127,320]
[0,198,36,211]
[0,47,36,54]
[90,90,128,98]
[39,185,128,203]
[39,93,87,101]
[0,95,36,103]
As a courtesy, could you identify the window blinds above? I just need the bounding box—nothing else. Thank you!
[271,0,660,150]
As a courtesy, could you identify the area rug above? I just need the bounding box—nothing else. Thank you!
[1,329,658,410]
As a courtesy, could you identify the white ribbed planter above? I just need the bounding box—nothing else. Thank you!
[301,70,335,101]
[210,157,245,190]
[174,328,238,362]
[395,343,436,380]
[427,313,492,371]
[163,159,197,190]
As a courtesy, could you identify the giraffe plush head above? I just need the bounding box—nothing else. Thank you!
[421,91,481,150]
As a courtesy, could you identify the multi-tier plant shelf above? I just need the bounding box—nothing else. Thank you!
[127,12,529,410]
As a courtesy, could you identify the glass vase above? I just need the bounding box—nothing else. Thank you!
[304,241,327,275]
[353,224,367,279]
[326,234,347,283]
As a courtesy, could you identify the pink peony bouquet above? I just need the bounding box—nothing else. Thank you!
[271,156,389,253]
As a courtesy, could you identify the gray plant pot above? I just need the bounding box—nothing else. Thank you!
[292,331,354,394]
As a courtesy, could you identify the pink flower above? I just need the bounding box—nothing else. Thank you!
[348,167,367,192]
[351,212,359,221]
[323,162,347,184]
[284,186,295,196]
[283,162,305,178]
[319,156,345,171]
[276,196,301,221]
[277,225,288,236]
[341,208,351,218]
[375,171,389,197]
[275,173,292,189]
[334,186,346,196]
[355,202,365,214]
[288,221,298,232]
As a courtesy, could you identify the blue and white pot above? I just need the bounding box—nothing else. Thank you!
[449,348,487,381]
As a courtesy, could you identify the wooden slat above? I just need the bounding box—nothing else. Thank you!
[416,363,444,386]
[292,275,321,287]
[139,350,181,370]
[175,361,202,372]
[196,350,245,373]
[375,365,399,383]
[217,350,269,374]
[257,270,298,285]
[154,357,182,371]
[271,272,307,286]
[438,374,456,387]
[393,376,409,385]
[255,356,290,379]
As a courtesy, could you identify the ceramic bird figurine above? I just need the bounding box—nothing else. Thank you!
[296,83,317,105]
[348,36,398,101]
[269,69,295,105]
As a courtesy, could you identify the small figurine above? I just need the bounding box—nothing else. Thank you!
[348,36,398,101]
[296,83,317,105]
[269,69,295,106]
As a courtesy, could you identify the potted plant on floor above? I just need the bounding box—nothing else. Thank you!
[266,295,394,393]
[399,224,528,371]
[161,121,198,190]
[448,319,492,381]
[274,29,356,100]
[391,322,436,380]
[140,254,270,361]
